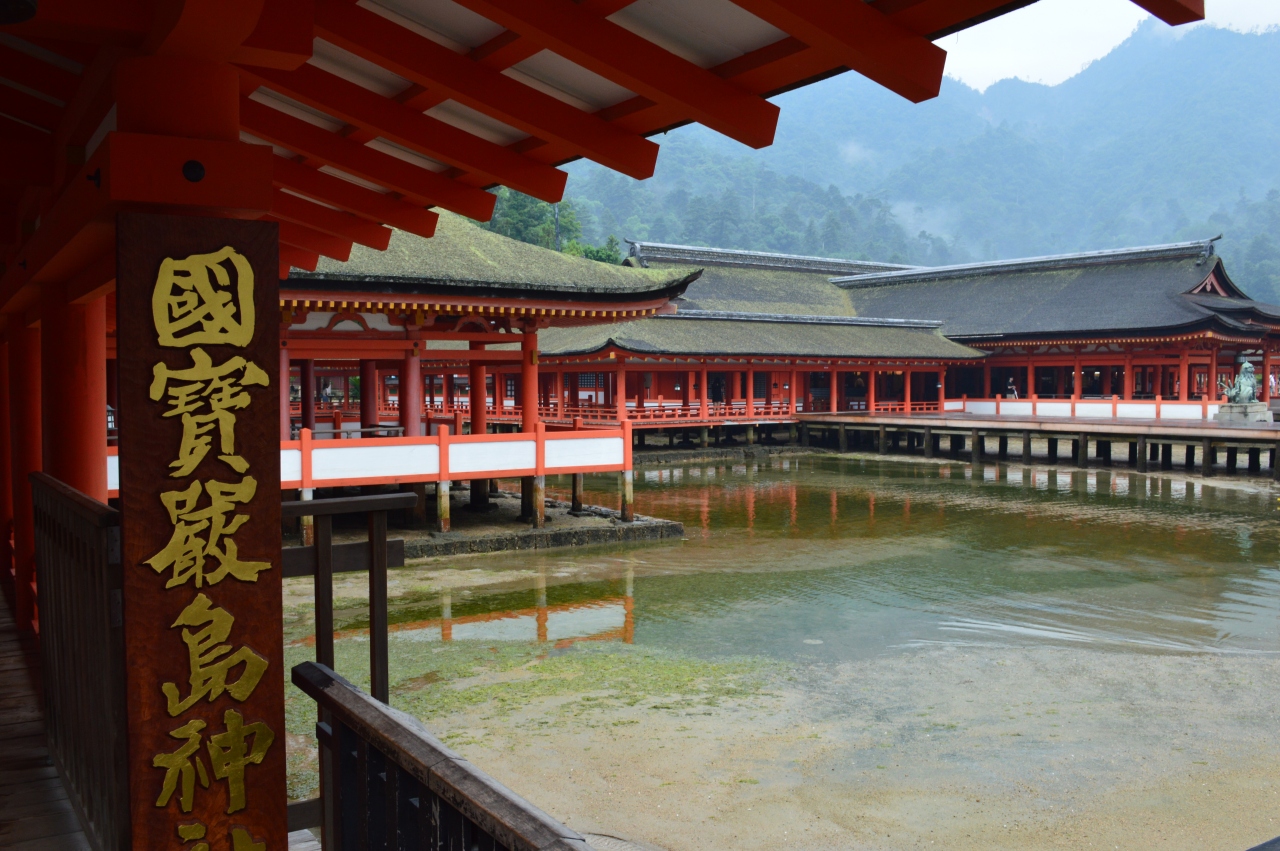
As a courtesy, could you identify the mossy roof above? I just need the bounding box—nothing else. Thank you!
[642,262,858,317]
[286,212,696,302]
[538,316,984,361]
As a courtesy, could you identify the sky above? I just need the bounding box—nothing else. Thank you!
[936,0,1280,91]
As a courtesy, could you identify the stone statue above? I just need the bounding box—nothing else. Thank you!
[1219,362,1260,405]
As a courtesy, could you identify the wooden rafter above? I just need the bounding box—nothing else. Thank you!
[312,0,659,179]
[243,64,567,202]
[270,157,438,239]
[730,0,946,103]
[240,96,497,220]
[452,0,780,148]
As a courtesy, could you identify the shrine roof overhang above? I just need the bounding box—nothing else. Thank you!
[285,213,699,306]
[0,0,1205,322]
[832,245,1280,341]
[947,314,1274,350]
[537,313,986,361]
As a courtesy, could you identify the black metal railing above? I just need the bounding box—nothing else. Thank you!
[293,662,591,851]
[30,472,129,851]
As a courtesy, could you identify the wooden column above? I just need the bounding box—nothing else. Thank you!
[279,349,291,440]
[0,344,11,588]
[904,368,913,412]
[8,324,39,631]
[41,285,108,501]
[788,368,797,415]
[616,362,628,423]
[700,366,710,419]
[360,358,378,433]
[117,214,284,851]
[982,364,991,398]
[1178,350,1190,401]
[400,351,422,437]
[1263,350,1274,403]
[746,367,755,416]
[867,369,878,413]
[521,329,538,432]
[300,359,316,433]
[1209,348,1219,401]
[1123,353,1134,400]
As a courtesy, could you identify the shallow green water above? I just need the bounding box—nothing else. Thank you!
[388,456,1280,660]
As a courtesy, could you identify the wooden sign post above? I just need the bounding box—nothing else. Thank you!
[117,214,284,851]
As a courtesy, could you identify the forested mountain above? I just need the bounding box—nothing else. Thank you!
[555,21,1280,302]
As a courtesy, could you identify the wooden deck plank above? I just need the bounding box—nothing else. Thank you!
[0,580,89,851]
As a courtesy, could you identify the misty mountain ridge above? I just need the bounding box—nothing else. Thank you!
[562,20,1280,301]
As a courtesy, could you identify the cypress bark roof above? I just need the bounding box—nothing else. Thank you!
[831,240,1280,341]
[286,213,697,303]
[538,314,984,361]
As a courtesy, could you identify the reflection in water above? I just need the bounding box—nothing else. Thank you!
[372,457,1280,661]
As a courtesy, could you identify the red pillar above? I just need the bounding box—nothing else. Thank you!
[41,287,107,501]
[400,352,422,437]
[868,369,878,412]
[279,348,292,440]
[904,368,913,412]
[9,325,40,630]
[1178,350,1190,401]
[700,366,710,419]
[615,362,628,424]
[746,367,755,416]
[468,348,487,436]
[788,368,797,415]
[301,358,316,433]
[1208,348,1219,400]
[982,364,991,398]
[521,329,539,433]
[360,358,378,434]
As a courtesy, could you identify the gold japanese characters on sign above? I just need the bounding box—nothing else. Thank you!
[153,247,257,348]
[145,245,274,851]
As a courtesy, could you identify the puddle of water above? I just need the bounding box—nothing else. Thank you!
[360,456,1280,661]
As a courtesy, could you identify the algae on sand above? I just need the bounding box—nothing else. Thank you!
[282,636,779,800]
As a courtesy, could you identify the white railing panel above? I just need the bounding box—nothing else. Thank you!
[450,439,535,474]
[1075,402,1114,418]
[545,436,624,470]
[1037,402,1073,417]
[312,443,439,482]
[281,448,302,483]
[943,400,964,412]
[1001,401,1033,416]
[966,401,997,415]
[1160,403,1207,420]
[1116,404,1157,419]
[1207,404,1220,418]
[107,454,119,492]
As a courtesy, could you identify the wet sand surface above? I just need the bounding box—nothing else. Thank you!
[283,455,1280,850]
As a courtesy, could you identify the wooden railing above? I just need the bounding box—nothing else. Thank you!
[292,661,590,851]
[30,472,129,851]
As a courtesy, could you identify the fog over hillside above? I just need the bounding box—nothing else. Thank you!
[563,21,1280,301]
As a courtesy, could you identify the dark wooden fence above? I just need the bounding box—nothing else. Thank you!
[293,662,592,851]
[30,472,129,851]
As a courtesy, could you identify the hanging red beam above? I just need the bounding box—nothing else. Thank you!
[241,96,496,221]
[312,0,659,180]
[271,157,437,239]
[1127,0,1204,25]
[270,188,392,250]
[730,0,946,103]
[0,43,81,103]
[0,83,64,131]
[245,64,567,202]
[273,216,353,262]
[281,244,319,275]
[453,0,780,147]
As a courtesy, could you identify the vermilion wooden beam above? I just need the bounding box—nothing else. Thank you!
[271,157,438,239]
[270,188,392,250]
[240,96,497,220]
[273,216,353,262]
[0,83,64,131]
[245,65,567,202]
[313,0,659,179]
[730,0,945,103]
[0,43,81,103]
[453,0,780,147]
[1127,0,1204,25]
[281,245,320,275]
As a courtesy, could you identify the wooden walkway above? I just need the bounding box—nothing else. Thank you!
[0,581,89,851]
